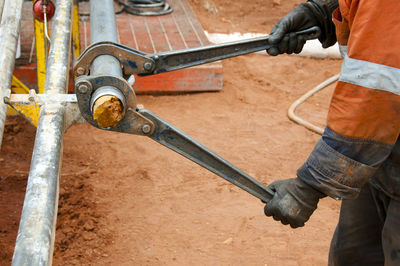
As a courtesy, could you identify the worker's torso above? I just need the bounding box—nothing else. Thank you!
[371,137,400,200]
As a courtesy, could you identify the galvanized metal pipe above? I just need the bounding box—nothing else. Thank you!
[0,0,6,21]
[89,0,126,128]
[0,0,24,148]
[90,0,122,77]
[12,0,72,265]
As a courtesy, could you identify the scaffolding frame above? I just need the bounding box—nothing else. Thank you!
[11,0,72,264]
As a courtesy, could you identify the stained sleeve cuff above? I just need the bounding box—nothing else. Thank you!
[297,138,377,200]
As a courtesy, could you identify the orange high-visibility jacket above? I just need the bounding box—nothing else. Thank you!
[297,0,400,200]
[330,0,400,144]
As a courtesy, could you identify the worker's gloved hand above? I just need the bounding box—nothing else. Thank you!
[267,0,337,56]
[264,178,325,228]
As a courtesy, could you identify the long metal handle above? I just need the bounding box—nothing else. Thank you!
[146,26,321,75]
[138,108,274,203]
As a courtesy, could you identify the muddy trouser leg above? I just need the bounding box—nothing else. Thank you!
[328,183,387,266]
[382,198,400,265]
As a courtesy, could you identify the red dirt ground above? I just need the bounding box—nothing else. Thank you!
[0,0,342,265]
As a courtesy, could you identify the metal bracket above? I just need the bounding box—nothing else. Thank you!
[75,75,154,135]
[4,89,78,106]
[3,89,86,128]
[73,41,155,77]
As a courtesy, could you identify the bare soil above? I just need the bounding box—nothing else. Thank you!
[0,0,342,265]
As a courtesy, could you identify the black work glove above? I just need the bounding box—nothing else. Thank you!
[267,0,338,56]
[264,178,325,228]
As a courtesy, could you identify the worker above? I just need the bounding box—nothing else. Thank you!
[263,0,400,265]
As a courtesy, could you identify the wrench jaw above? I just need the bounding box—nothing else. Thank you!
[73,41,153,78]
[74,75,155,136]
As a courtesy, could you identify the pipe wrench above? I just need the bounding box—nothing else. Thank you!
[73,27,321,203]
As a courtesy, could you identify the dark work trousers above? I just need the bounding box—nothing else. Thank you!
[328,182,400,266]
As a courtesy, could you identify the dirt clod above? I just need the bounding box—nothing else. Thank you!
[93,95,124,128]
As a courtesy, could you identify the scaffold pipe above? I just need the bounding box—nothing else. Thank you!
[12,0,72,265]
[0,0,6,21]
[0,0,24,148]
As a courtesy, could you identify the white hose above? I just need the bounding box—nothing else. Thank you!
[287,74,339,135]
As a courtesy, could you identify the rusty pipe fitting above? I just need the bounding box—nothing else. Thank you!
[90,86,126,128]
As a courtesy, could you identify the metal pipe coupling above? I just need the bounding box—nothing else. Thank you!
[75,75,136,129]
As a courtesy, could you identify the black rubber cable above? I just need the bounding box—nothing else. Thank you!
[117,0,173,16]
[79,0,173,16]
